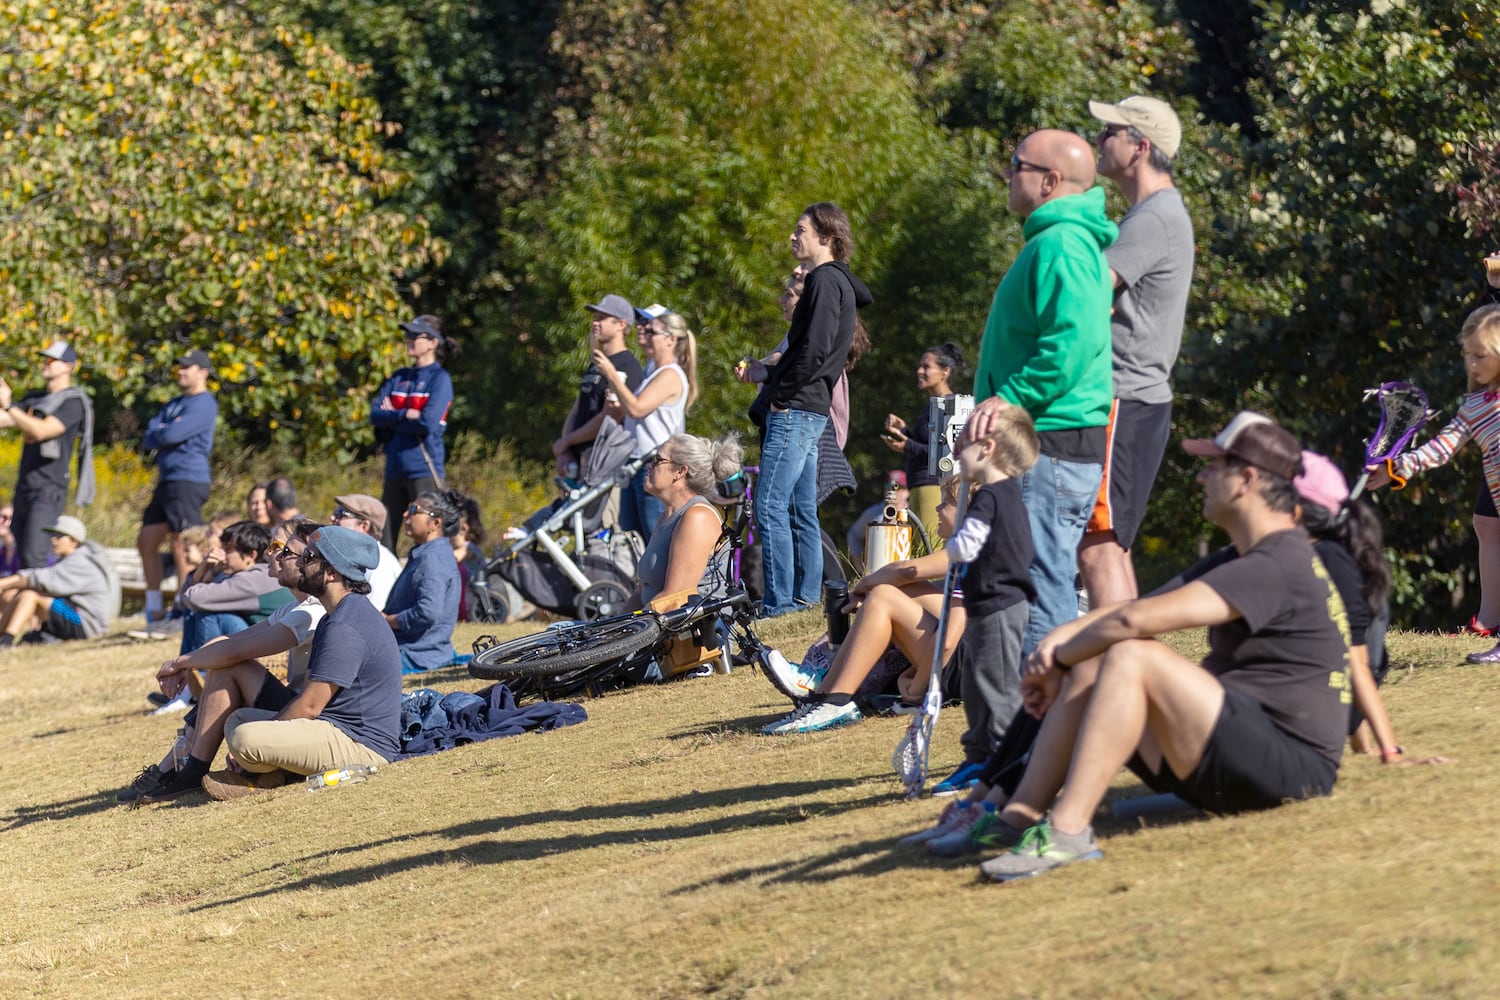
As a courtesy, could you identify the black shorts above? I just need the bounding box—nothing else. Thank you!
[253,674,298,713]
[1085,399,1172,549]
[1129,687,1337,814]
[142,480,212,531]
[45,599,88,640]
[1476,482,1498,519]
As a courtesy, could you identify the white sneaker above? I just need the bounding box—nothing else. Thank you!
[898,799,986,847]
[764,700,860,735]
[760,702,812,735]
[149,689,193,716]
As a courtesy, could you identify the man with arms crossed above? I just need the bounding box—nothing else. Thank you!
[1077,95,1196,607]
[979,413,1351,881]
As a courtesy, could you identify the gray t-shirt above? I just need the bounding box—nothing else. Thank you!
[637,496,726,605]
[307,591,402,761]
[1106,187,1195,403]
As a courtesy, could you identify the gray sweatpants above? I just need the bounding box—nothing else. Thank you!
[958,600,1029,763]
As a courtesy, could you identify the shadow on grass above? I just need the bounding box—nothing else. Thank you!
[190,777,893,910]
[0,789,126,830]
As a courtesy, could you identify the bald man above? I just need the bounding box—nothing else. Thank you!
[941,130,1117,781]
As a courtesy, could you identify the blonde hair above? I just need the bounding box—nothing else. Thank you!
[657,312,700,410]
[974,404,1041,478]
[1462,305,1500,392]
[179,524,212,554]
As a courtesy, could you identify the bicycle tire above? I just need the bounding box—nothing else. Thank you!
[468,616,664,681]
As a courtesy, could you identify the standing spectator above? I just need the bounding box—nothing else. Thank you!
[754,202,871,617]
[0,504,19,577]
[883,343,965,547]
[0,515,118,646]
[371,314,456,551]
[382,489,461,673]
[246,483,272,526]
[552,294,646,478]
[0,341,95,569]
[330,493,401,611]
[137,350,217,625]
[1077,96,1196,608]
[264,477,301,523]
[595,310,698,542]
[964,130,1115,658]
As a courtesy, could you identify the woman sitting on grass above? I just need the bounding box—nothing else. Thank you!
[630,432,744,610]
[761,475,969,735]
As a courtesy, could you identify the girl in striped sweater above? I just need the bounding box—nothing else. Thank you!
[1370,304,1500,638]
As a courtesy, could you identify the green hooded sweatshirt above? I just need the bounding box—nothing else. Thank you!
[974,186,1117,433]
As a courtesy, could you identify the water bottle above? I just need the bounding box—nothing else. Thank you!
[170,727,189,772]
[823,580,851,648]
[306,764,378,792]
[565,460,580,481]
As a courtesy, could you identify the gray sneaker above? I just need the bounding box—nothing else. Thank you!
[899,799,985,847]
[979,818,1103,881]
[765,700,860,735]
[926,803,998,857]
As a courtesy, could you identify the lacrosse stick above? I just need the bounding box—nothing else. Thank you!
[893,475,969,798]
[1346,381,1434,503]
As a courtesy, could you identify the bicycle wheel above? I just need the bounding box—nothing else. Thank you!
[468,615,664,681]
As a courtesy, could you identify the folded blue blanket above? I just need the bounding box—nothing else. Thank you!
[396,684,587,759]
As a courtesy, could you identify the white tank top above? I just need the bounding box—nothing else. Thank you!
[628,362,687,457]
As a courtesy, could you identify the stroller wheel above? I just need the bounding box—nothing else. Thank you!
[576,580,631,621]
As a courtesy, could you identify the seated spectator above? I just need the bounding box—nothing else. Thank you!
[330,493,401,610]
[451,493,487,621]
[206,525,401,799]
[0,515,118,646]
[175,520,294,654]
[630,432,744,610]
[763,476,968,737]
[383,489,461,672]
[265,476,301,523]
[0,503,18,577]
[126,519,329,803]
[975,413,1353,881]
[246,483,272,526]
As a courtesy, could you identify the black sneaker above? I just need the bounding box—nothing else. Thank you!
[116,764,164,803]
[145,691,170,708]
[137,768,206,804]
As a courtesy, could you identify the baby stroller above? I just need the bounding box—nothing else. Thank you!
[481,418,648,621]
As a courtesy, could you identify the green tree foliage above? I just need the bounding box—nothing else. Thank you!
[1181,0,1500,623]
[0,0,442,456]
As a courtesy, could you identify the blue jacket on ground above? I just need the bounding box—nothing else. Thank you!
[144,392,217,482]
[383,536,459,669]
[370,363,452,481]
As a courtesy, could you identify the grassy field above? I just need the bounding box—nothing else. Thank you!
[1,612,1496,999]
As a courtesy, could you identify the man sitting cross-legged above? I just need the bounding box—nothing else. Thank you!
[976,412,1353,881]
[206,523,401,800]
[125,518,323,803]
[0,515,117,646]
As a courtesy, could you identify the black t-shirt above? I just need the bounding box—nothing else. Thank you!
[15,394,84,493]
[1173,529,1351,763]
[574,349,645,430]
[955,479,1035,617]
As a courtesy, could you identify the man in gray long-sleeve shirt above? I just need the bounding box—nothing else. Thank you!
[0,515,117,646]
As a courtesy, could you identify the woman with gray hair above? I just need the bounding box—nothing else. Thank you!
[631,432,743,609]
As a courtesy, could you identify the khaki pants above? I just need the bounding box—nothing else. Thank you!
[225,708,387,775]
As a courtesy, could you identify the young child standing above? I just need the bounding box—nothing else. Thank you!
[1370,304,1500,640]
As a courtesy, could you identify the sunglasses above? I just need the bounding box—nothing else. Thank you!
[649,454,678,468]
[406,503,437,518]
[1004,153,1053,178]
[331,507,367,523]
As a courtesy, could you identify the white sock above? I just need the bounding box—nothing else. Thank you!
[144,591,163,618]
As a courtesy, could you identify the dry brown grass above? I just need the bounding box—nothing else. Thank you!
[0,614,1497,999]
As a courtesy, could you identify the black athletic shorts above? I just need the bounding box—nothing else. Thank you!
[142,479,212,531]
[1128,687,1337,814]
[1476,482,1497,519]
[44,599,88,640]
[1085,399,1172,550]
[253,674,298,713]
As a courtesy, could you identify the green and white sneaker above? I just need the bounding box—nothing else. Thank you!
[979,817,1103,881]
[764,700,861,735]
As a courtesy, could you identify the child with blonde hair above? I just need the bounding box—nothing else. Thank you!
[1371,304,1500,642]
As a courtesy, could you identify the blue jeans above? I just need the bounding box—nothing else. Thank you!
[178,610,251,655]
[1018,452,1103,653]
[756,409,828,616]
[619,464,665,544]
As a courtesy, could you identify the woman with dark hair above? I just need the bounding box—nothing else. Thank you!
[382,488,461,673]
[451,493,487,621]
[371,314,458,551]
[883,343,965,546]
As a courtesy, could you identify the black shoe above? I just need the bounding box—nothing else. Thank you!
[116,764,164,803]
[136,768,206,804]
[145,691,170,708]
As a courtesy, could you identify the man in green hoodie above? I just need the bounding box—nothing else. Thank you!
[953,130,1116,773]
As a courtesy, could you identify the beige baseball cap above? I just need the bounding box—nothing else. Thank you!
[1088,95,1182,159]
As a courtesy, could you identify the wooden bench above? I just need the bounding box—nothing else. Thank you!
[105,546,177,599]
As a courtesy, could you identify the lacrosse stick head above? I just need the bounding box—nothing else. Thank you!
[893,710,937,799]
[1362,381,1433,465]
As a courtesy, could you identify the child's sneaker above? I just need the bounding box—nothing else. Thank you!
[931,760,985,797]
[927,802,998,857]
[900,799,986,847]
[979,817,1103,881]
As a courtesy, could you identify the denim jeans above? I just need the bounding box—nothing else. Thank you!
[178,610,251,656]
[619,464,665,544]
[1018,452,1102,653]
[756,408,828,616]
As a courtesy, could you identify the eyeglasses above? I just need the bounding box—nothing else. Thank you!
[649,454,678,468]
[406,503,437,518]
[1003,153,1053,179]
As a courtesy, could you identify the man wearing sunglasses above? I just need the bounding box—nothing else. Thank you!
[957,130,1116,764]
[330,493,401,610]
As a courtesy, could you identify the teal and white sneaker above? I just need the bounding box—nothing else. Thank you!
[764,700,861,735]
[979,817,1103,881]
